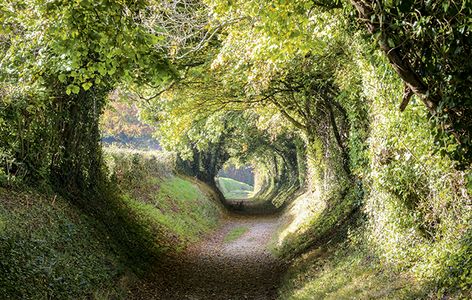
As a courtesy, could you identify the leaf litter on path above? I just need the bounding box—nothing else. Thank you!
[129,214,286,300]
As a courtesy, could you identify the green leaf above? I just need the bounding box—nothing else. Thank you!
[73,85,80,94]
[442,2,449,12]
[82,82,93,91]
[58,74,67,83]
[67,84,80,94]
[98,64,107,76]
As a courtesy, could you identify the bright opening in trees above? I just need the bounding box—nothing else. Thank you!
[216,164,255,200]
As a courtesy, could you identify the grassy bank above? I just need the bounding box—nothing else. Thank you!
[0,188,134,299]
[106,148,222,252]
[279,234,423,299]
[216,176,253,199]
[0,148,223,299]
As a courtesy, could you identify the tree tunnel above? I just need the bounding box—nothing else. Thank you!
[2,1,471,298]
[173,114,305,214]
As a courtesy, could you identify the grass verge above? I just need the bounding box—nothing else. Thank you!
[224,226,249,243]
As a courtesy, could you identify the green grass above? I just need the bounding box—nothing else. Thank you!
[121,176,221,249]
[216,177,253,199]
[105,148,222,250]
[279,234,426,300]
[224,226,249,243]
[225,190,253,199]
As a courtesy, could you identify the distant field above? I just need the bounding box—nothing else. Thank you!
[216,177,254,199]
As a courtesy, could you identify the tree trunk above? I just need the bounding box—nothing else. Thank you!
[349,0,438,114]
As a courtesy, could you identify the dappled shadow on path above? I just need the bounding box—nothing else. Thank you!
[224,198,284,216]
[129,214,285,300]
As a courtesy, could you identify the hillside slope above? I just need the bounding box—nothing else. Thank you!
[216,176,254,199]
[0,148,223,299]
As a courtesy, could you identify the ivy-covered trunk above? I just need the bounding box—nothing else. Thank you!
[50,87,109,199]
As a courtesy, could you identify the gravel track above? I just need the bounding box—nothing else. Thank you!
[130,214,285,300]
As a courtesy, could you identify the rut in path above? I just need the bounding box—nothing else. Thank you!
[130,214,286,300]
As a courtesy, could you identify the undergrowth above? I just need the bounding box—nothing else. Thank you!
[0,188,134,299]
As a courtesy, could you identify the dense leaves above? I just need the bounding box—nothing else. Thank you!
[350,0,472,165]
[0,0,175,192]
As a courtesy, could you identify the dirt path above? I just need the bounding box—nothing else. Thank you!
[130,214,285,300]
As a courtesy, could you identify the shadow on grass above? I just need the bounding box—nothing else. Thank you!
[56,180,177,276]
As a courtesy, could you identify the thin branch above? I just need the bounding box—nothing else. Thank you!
[268,97,307,131]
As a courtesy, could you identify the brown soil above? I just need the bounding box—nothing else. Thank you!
[129,214,285,300]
